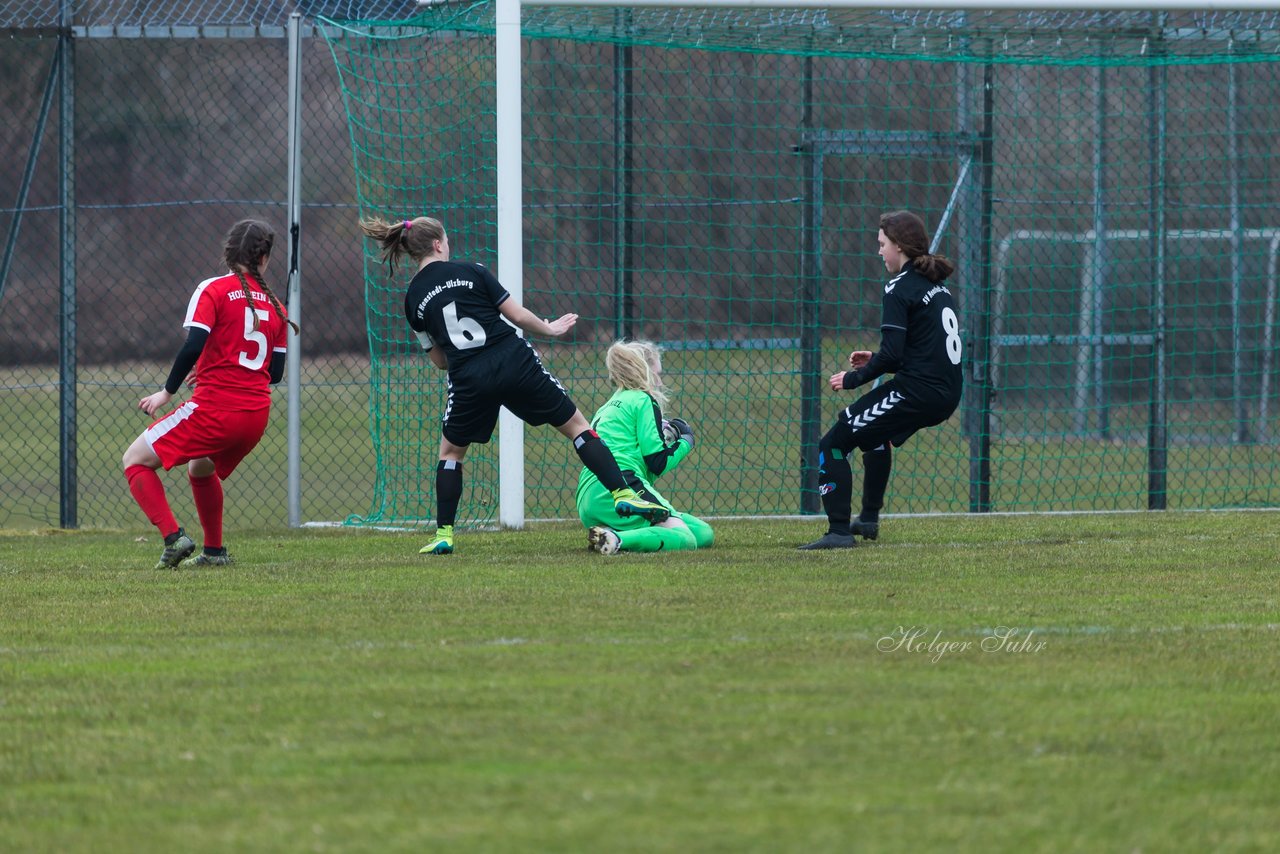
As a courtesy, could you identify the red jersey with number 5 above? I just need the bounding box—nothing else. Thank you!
[183,273,289,411]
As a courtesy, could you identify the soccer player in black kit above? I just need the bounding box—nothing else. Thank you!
[360,215,670,555]
[799,210,964,550]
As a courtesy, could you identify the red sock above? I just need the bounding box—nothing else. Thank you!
[188,473,224,549]
[125,464,178,538]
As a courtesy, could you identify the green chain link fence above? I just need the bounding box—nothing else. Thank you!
[4,3,1280,531]
[0,2,390,530]
[323,5,1280,526]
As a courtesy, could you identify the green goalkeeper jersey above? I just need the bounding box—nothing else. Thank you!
[576,388,690,497]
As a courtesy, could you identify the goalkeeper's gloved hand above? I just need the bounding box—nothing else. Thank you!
[666,417,694,449]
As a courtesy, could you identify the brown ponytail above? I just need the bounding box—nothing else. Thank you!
[359,215,446,275]
[911,254,956,284]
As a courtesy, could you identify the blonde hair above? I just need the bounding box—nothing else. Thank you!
[606,340,668,409]
[358,215,446,276]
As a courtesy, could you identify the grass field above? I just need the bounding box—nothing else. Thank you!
[3,512,1278,851]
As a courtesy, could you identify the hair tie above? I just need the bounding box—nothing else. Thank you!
[403,220,413,230]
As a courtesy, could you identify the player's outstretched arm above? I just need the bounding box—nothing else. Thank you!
[499,299,578,338]
[542,313,578,337]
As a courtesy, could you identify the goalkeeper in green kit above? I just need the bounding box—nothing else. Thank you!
[577,341,714,555]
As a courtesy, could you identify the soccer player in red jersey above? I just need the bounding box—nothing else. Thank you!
[122,219,298,569]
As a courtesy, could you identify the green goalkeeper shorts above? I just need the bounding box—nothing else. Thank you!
[576,477,674,531]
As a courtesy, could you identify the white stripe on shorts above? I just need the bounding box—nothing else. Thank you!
[143,400,198,449]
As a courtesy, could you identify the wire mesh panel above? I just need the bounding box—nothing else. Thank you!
[989,58,1280,510]
[322,20,503,528]
[321,4,1280,526]
[5,4,1280,530]
[1,37,72,528]
[0,23,377,529]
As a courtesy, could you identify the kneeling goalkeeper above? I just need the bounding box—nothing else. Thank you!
[576,341,714,555]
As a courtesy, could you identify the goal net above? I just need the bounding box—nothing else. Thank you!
[321,4,1280,526]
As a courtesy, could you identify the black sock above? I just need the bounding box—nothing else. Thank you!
[436,460,463,527]
[203,546,228,557]
[573,430,626,492]
[817,433,852,533]
[860,445,893,523]
[164,528,185,546]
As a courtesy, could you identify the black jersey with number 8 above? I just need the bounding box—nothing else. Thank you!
[880,263,964,404]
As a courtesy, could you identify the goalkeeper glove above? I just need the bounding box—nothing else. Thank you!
[666,417,694,449]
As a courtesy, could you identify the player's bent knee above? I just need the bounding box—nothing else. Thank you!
[122,436,160,470]
[556,410,591,438]
[666,526,697,550]
[681,515,715,549]
[188,457,216,478]
[819,423,853,458]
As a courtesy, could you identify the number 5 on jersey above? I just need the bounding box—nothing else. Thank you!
[239,307,271,369]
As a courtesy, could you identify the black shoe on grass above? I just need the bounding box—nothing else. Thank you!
[849,518,880,541]
[797,532,857,550]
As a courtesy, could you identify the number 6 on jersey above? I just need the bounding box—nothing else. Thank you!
[443,300,487,350]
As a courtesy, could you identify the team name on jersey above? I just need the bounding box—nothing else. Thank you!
[414,278,475,319]
[228,289,269,302]
[922,284,952,304]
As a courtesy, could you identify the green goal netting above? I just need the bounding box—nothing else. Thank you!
[322,5,1280,527]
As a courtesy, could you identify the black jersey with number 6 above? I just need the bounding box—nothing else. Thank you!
[881,262,964,403]
[403,260,516,369]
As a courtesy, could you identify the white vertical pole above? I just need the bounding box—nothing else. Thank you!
[1074,242,1096,435]
[496,0,526,529]
[286,12,304,527]
[1260,237,1278,442]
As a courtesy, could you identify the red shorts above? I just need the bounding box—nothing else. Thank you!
[144,401,270,479]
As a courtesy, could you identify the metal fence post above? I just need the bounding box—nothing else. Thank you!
[287,12,303,528]
[58,2,77,529]
[1147,18,1169,510]
[970,59,995,514]
[798,53,821,515]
